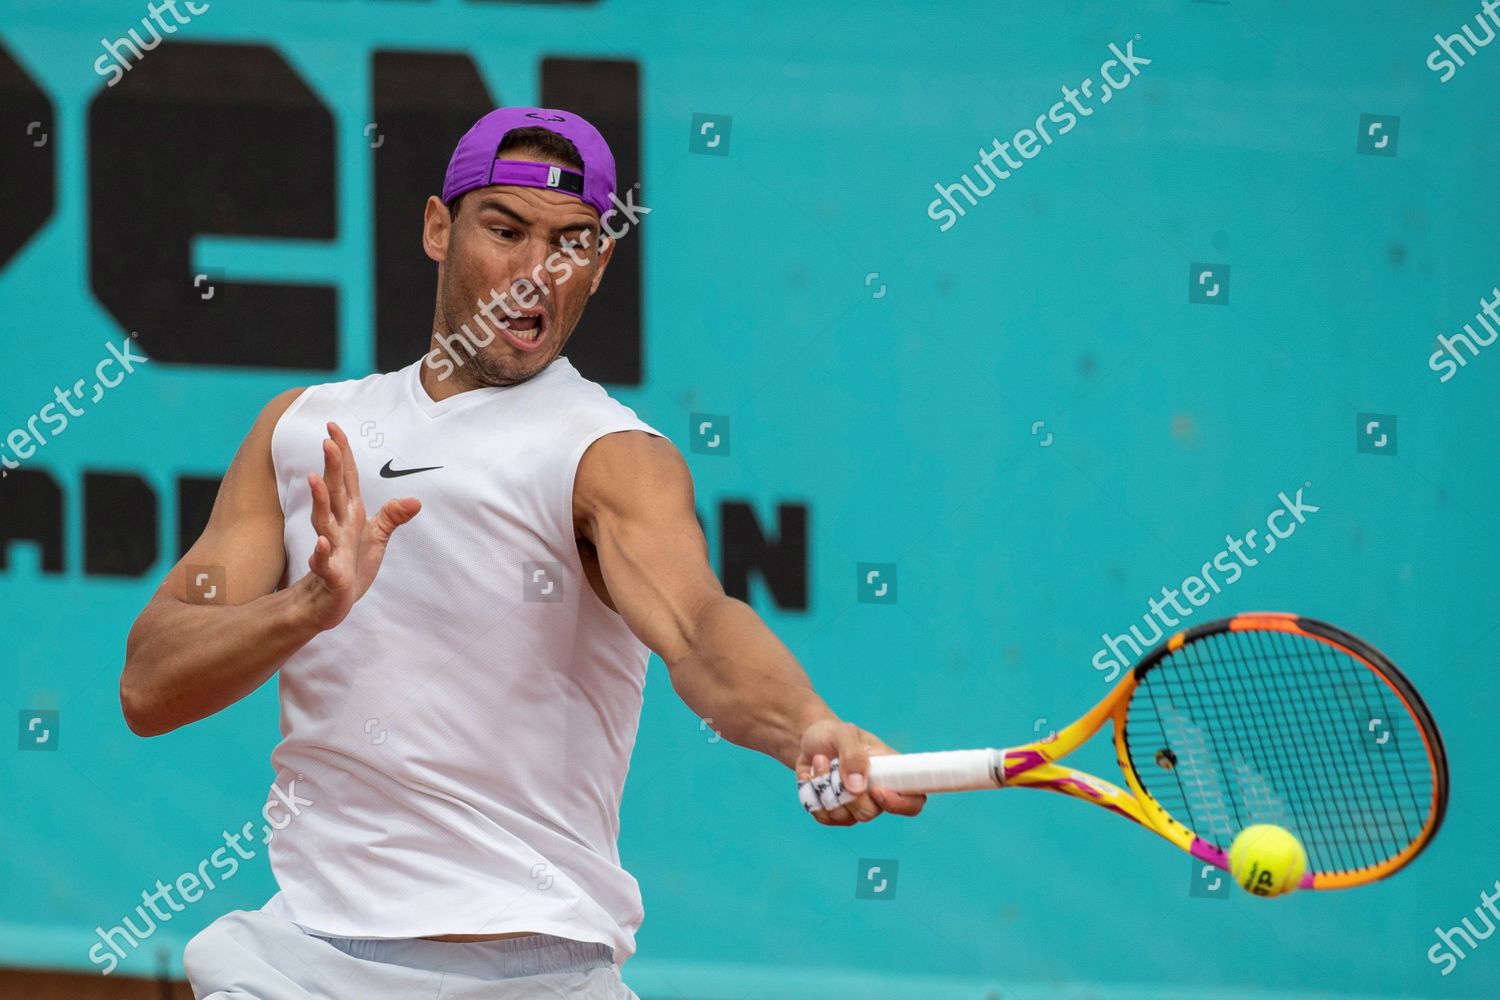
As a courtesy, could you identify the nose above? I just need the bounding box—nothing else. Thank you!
[523,237,557,298]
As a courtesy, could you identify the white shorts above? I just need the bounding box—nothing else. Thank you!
[184,908,639,999]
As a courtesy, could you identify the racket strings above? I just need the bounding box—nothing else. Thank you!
[1248,629,1407,873]
[1177,630,1426,869]
[1243,631,1365,872]
[1259,627,1425,869]
[1204,629,1428,869]
[1125,627,1434,876]
[1228,629,1395,873]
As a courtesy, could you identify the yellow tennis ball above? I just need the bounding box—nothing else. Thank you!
[1229,824,1307,898]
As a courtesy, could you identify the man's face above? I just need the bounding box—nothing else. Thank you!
[424,149,613,387]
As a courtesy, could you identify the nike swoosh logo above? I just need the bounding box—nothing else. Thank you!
[379,460,443,479]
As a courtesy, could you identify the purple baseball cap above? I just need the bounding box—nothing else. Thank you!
[442,106,616,220]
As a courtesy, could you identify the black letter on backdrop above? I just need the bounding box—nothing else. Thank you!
[90,44,337,370]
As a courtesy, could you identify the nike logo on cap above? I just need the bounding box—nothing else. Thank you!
[379,460,443,478]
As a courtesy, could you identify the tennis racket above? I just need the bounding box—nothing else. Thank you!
[798,612,1448,889]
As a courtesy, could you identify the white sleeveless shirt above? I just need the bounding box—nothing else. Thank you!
[260,356,663,961]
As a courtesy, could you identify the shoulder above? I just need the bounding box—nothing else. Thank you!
[228,387,309,488]
[263,386,307,422]
[574,430,692,523]
[578,430,686,491]
[248,386,308,449]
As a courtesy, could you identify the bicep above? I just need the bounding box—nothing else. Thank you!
[139,388,302,618]
[575,432,723,664]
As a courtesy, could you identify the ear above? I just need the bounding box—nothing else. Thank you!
[587,228,617,296]
[423,195,452,263]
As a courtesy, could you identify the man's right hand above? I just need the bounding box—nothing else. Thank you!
[297,421,422,632]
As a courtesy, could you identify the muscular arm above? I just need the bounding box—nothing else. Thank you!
[120,395,420,737]
[574,431,924,824]
[574,431,831,767]
[121,389,310,735]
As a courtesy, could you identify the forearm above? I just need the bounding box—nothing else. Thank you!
[666,594,837,768]
[120,575,323,736]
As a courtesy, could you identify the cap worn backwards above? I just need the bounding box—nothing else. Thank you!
[441,106,617,221]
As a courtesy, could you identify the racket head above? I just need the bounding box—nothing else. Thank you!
[1116,613,1447,889]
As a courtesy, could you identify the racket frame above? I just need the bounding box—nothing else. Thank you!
[856,612,1449,890]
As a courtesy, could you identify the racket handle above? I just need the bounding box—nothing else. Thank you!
[871,749,1004,792]
[797,750,1003,813]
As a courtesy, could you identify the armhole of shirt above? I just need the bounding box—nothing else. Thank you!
[269,386,314,516]
[563,420,667,617]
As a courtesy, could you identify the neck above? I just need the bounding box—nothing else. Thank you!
[419,356,471,403]
[418,349,556,400]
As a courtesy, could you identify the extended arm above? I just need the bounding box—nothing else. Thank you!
[573,430,924,824]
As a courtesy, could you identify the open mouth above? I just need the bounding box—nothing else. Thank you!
[501,312,547,352]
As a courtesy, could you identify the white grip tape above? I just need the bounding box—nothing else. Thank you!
[797,749,1002,813]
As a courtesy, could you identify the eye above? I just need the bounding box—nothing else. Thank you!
[491,227,519,240]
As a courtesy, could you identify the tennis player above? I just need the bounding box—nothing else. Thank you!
[120,106,924,999]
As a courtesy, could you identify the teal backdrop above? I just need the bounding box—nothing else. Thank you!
[1,1,1497,997]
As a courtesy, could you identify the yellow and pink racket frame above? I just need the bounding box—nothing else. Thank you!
[802,613,1448,889]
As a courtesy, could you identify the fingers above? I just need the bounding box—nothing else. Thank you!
[812,793,880,826]
[797,723,926,826]
[804,753,857,826]
[307,532,333,581]
[321,437,347,518]
[871,787,926,817]
[309,471,334,540]
[370,497,421,542]
[327,422,361,504]
[826,738,882,824]
[831,728,871,796]
[804,755,876,827]
[306,472,333,574]
[845,792,884,823]
[825,730,874,825]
